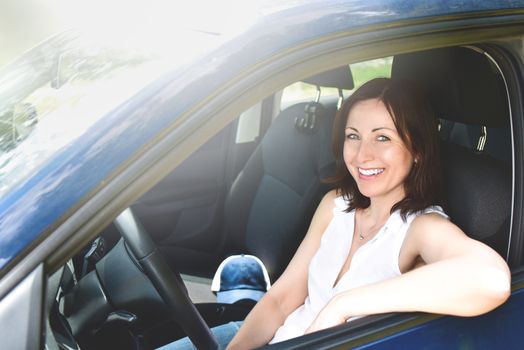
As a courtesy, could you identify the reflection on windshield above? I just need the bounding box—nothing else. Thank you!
[0,103,37,150]
[0,30,196,197]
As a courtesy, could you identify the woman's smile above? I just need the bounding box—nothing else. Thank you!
[358,167,385,178]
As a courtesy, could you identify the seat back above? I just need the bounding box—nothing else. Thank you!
[224,66,353,280]
[392,47,511,257]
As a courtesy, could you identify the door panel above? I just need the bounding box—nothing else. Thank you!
[267,276,524,349]
[133,124,234,252]
[355,287,524,349]
[281,271,524,349]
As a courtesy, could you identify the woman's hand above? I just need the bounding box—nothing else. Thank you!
[305,297,346,334]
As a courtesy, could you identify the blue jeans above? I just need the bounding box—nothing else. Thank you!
[157,321,243,350]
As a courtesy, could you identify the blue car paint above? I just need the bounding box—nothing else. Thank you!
[355,288,524,349]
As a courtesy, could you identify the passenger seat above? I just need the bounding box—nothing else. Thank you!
[392,47,512,257]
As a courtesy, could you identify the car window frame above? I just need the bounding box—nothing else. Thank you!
[487,43,524,268]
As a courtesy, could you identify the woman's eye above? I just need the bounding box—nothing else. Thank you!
[377,135,390,142]
[346,133,359,140]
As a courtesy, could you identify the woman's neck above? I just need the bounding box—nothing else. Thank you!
[365,190,405,224]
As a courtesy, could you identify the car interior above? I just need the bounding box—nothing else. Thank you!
[46,44,513,350]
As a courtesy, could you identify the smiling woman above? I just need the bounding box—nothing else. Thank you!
[214,78,509,349]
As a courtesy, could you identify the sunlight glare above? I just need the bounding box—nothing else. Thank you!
[73,0,263,57]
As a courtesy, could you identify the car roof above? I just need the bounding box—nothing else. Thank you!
[1,0,523,272]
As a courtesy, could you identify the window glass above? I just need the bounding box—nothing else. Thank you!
[235,102,261,144]
[0,29,221,197]
[279,57,392,110]
[280,82,345,110]
[350,57,392,89]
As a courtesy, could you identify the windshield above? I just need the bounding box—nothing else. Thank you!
[0,28,222,197]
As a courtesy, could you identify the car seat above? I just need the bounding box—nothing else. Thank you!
[392,46,512,257]
[223,66,354,281]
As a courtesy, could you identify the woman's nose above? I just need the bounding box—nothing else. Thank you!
[355,139,374,162]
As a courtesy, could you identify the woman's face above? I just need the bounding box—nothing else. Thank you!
[343,98,413,203]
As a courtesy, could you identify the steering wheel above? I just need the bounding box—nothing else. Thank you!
[114,208,218,350]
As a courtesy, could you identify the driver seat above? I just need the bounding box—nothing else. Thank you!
[195,67,354,330]
[223,66,354,282]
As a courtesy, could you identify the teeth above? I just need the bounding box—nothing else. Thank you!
[359,168,384,176]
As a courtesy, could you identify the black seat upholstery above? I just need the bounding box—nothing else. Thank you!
[440,142,511,255]
[392,47,512,257]
[224,66,353,281]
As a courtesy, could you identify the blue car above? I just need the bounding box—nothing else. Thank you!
[0,1,523,349]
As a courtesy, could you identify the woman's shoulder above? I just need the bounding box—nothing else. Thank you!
[417,205,449,219]
[316,190,352,220]
[401,206,459,261]
[324,189,338,202]
[408,205,451,232]
[315,190,339,217]
[323,189,351,212]
[400,205,449,230]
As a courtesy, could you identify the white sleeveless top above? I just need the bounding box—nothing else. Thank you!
[270,197,447,344]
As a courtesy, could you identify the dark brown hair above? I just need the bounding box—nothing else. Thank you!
[330,77,442,220]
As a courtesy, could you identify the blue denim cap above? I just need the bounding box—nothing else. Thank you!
[211,254,271,304]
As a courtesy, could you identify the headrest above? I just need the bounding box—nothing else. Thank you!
[302,65,354,90]
[392,47,508,127]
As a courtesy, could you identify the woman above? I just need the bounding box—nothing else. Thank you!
[163,78,511,349]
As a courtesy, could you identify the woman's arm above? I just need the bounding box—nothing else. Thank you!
[306,213,511,333]
[226,190,337,349]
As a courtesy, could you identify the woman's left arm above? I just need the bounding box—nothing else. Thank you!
[306,213,511,333]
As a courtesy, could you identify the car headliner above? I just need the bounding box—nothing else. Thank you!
[0,0,522,274]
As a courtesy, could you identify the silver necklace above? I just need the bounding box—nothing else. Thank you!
[358,210,379,240]
[358,211,366,240]
[359,211,387,241]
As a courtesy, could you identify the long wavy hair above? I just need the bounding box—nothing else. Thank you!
[329,77,442,220]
